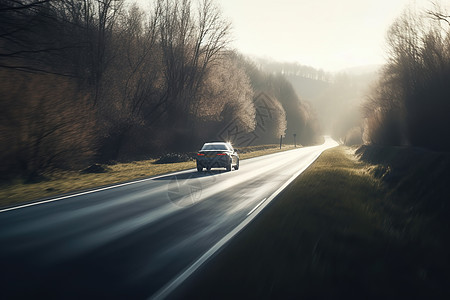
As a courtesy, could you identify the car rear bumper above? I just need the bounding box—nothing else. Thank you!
[196,156,231,168]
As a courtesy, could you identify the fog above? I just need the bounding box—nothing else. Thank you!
[217,0,432,71]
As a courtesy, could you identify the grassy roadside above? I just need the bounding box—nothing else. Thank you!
[0,144,296,208]
[175,146,450,299]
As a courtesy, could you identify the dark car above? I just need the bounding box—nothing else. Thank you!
[196,142,239,172]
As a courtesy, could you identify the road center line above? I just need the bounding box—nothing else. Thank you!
[247,198,267,216]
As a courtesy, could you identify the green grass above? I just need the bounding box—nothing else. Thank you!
[175,146,450,299]
[0,144,296,208]
[238,144,296,160]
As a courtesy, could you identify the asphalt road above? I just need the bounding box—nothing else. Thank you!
[0,138,337,299]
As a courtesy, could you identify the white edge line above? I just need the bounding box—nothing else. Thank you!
[149,144,336,300]
[247,198,267,216]
[0,169,194,214]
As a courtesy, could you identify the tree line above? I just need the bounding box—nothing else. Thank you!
[0,0,321,181]
[255,58,331,82]
[363,4,450,151]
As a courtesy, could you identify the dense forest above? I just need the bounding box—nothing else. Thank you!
[0,0,321,181]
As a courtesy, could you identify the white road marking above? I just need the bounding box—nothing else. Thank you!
[247,198,267,216]
[0,169,194,214]
[149,140,338,300]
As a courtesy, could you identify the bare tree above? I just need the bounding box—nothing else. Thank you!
[153,0,231,126]
[95,2,163,160]
[196,52,255,129]
[0,0,70,74]
[427,2,450,27]
[363,4,450,150]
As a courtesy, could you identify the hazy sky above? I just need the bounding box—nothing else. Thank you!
[134,0,435,71]
[218,0,434,71]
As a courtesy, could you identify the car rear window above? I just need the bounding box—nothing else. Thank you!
[201,144,229,151]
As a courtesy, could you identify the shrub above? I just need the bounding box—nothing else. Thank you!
[153,153,193,164]
[0,70,96,181]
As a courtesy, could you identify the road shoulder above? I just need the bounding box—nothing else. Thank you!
[173,146,450,299]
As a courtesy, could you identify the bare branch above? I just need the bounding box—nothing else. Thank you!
[0,64,75,77]
[427,10,450,26]
[0,0,52,12]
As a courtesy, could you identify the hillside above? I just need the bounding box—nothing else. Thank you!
[252,59,380,139]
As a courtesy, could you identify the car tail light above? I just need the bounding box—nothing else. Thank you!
[216,153,227,156]
[197,153,205,156]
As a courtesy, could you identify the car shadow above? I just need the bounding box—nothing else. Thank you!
[154,169,229,180]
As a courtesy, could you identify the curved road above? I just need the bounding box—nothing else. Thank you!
[0,138,337,299]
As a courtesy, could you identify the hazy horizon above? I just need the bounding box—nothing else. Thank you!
[219,0,436,72]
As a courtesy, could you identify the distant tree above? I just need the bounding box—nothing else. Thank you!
[251,92,287,144]
[255,58,331,82]
[238,56,322,145]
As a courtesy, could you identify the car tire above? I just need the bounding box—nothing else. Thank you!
[226,162,232,172]
[197,166,203,172]
[206,167,211,172]
[234,161,239,170]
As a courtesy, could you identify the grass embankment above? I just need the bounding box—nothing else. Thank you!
[176,146,450,299]
[0,144,295,208]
